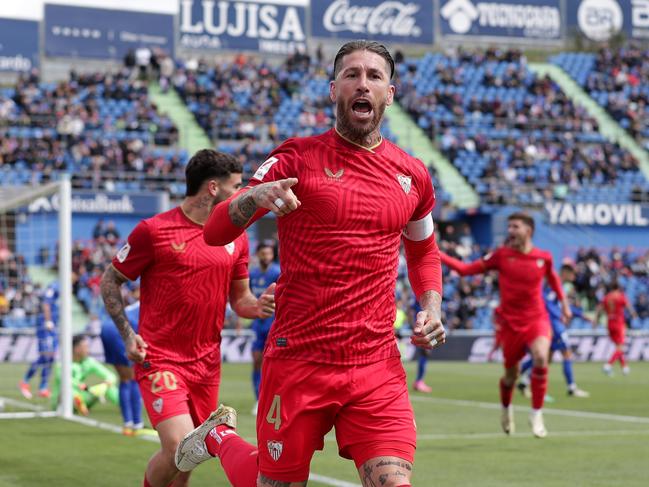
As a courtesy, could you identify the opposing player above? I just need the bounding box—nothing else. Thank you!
[440,213,571,438]
[247,240,280,415]
[100,300,148,435]
[518,286,590,398]
[51,334,119,415]
[100,150,276,487]
[20,282,59,400]
[176,41,445,487]
[596,281,638,376]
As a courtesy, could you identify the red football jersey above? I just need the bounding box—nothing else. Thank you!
[602,290,628,326]
[441,246,563,332]
[112,207,249,383]
[247,129,436,364]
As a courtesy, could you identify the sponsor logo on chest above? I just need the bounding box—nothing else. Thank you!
[324,167,344,182]
[171,241,186,253]
[396,173,412,194]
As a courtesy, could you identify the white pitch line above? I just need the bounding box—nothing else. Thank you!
[415,429,649,441]
[410,396,649,424]
[66,416,361,487]
[309,473,360,487]
[0,411,58,420]
[0,395,47,412]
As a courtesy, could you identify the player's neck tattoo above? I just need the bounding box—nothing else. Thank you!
[180,197,212,225]
[335,126,382,152]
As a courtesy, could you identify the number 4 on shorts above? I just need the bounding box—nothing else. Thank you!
[266,394,281,431]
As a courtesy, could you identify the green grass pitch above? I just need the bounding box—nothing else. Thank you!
[1,361,648,486]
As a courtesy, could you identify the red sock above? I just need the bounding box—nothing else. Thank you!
[531,366,548,410]
[619,353,627,367]
[499,378,513,408]
[204,425,258,487]
[204,425,239,457]
[220,437,258,487]
[608,350,621,365]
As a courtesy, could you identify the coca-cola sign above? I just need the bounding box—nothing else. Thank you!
[312,0,434,44]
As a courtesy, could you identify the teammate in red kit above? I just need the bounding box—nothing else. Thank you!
[596,281,638,376]
[174,41,446,487]
[440,213,571,438]
[100,150,276,487]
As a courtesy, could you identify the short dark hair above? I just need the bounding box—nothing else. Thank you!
[333,40,395,80]
[72,334,87,348]
[185,150,242,196]
[256,239,276,254]
[508,212,535,234]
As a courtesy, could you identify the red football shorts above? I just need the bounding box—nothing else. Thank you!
[137,365,219,428]
[608,323,626,345]
[500,319,551,369]
[256,357,416,482]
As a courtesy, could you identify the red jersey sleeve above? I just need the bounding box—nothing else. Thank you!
[481,249,501,271]
[232,233,250,280]
[112,220,154,281]
[248,138,301,188]
[621,293,629,308]
[440,251,491,276]
[544,255,565,301]
[411,160,435,221]
[204,139,303,247]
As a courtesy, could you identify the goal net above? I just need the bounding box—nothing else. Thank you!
[0,178,73,419]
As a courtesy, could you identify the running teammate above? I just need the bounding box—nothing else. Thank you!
[596,281,638,376]
[100,150,275,487]
[440,213,571,438]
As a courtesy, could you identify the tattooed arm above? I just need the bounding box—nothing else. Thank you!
[100,265,147,362]
[204,178,300,246]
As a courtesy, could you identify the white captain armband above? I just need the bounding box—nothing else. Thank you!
[403,213,434,241]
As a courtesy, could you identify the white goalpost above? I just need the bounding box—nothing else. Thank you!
[0,176,72,420]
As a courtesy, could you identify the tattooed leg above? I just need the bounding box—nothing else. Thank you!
[358,457,412,487]
[257,474,307,487]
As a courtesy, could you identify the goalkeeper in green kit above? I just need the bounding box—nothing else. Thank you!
[52,334,118,415]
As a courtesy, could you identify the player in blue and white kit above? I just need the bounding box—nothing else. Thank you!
[20,282,59,400]
[100,300,147,435]
[248,240,280,415]
[518,287,590,398]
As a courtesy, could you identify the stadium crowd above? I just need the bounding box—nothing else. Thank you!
[554,44,649,145]
[395,47,644,206]
[0,237,44,328]
[0,68,183,193]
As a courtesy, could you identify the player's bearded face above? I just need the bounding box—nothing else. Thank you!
[332,51,394,141]
[505,220,530,248]
[337,95,387,141]
[213,173,243,205]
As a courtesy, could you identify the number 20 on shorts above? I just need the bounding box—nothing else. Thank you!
[148,371,178,393]
[266,394,281,430]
